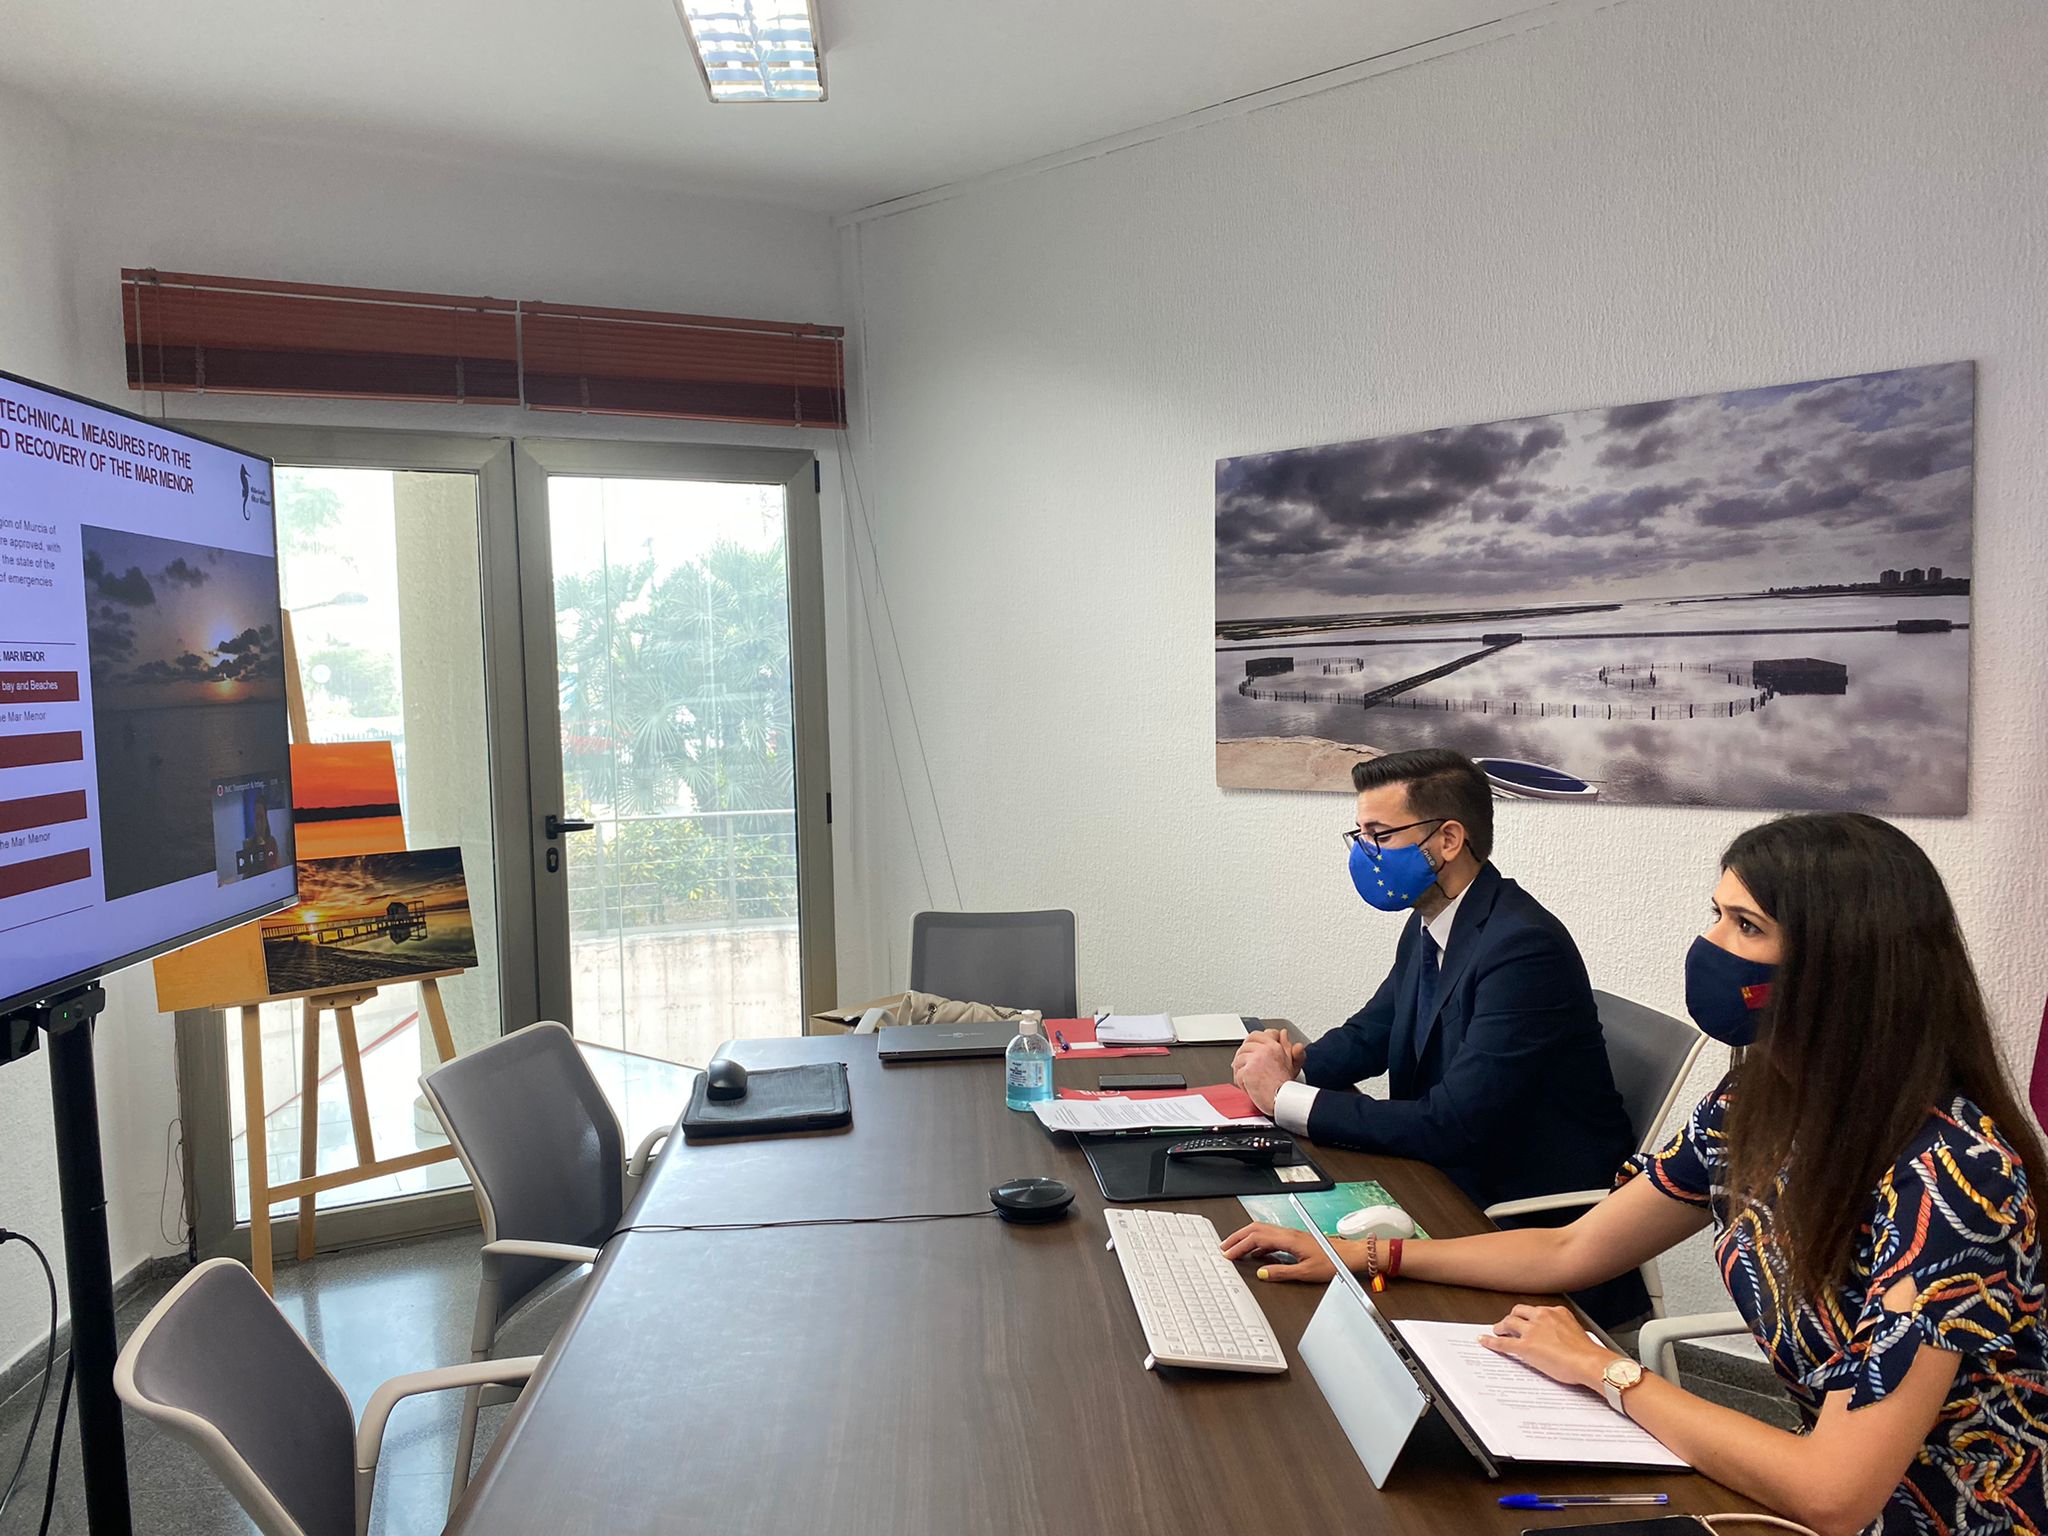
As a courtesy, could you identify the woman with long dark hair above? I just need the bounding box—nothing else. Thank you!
[1224,813,2048,1535]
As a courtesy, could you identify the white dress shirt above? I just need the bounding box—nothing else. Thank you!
[1273,879,1473,1136]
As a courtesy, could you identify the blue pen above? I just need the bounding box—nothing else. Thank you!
[1053,1029,1071,1053]
[1499,1493,1668,1511]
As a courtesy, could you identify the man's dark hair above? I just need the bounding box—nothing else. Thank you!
[1350,749,1495,862]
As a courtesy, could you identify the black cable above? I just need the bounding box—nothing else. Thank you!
[601,1208,995,1254]
[0,1231,58,1526]
[36,1356,70,1536]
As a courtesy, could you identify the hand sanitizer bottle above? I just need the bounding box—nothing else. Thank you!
[1004,1011,1054,1111]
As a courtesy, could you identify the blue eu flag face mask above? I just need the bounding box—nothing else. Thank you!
[1348,831,1442,912]
[1683,934,1775,1046]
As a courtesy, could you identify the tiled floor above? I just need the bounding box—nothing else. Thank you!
[0,1230,583,1536]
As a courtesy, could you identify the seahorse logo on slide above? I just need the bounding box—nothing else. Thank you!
[239,465,251,520]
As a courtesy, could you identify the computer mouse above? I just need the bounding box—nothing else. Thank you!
[1337,1204,1416,1241]
[989,1177,1074,1225]
[704,1057,749,1101]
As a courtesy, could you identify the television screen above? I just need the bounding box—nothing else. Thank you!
[0,370,296,1016]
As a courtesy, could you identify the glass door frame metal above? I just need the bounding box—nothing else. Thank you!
[511,438,837,1029]
[163,422,533,1261]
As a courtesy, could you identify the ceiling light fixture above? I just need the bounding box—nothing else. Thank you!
[675,1,826,103]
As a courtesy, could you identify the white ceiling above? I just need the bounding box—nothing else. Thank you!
[0,0,1543,212]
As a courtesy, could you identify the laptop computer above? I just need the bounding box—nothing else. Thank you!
[875,1020,1019,1061]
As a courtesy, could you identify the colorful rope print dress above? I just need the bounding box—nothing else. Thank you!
[1622,1079,2048,1534]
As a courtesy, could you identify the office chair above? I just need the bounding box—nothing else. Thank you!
[1482,990,1743,1373]
[420,1021,671,1508]
[113,1258,538,1536]
[908,909,1079,1018]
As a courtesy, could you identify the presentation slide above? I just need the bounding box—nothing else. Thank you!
[0,370,296,1014]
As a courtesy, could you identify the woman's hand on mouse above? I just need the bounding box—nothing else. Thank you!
[1219,1222,1358,1283]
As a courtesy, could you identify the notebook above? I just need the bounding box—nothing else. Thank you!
[1172,1013,1251,1043]
[1094,1013,1173,1045]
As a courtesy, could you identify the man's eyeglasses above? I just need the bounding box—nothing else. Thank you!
[1342,817,1445,853]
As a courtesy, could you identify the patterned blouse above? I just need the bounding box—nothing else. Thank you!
[1623,1078,2048,1535]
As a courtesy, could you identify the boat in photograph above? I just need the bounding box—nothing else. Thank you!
[1475,757,1600,801]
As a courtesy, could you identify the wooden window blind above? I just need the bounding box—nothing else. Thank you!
[121,269,846,429]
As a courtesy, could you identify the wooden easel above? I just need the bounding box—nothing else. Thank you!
[237,970,465,1291]
[233,614,465,1291]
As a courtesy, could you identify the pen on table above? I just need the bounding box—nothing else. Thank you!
[1053,1028,1070,1053]
[1498,1493,1669,1510]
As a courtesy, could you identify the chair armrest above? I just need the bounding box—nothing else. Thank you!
[481,1239,602,1268]
[354,1355,543,1523]
[1482,1188,1609,1221]
[627,1126,671,1185]
[1638,1310,1751,1380]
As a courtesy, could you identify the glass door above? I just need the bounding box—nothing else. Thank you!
[516,442,834,1065]
[167,426,538,1259]
[224,463,504,1220]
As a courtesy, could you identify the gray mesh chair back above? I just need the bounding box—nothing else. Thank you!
[1594,989,1706,1150]
[115,1259,354,1536]
[909,909,1078,1018]
[422,1022,626,1317]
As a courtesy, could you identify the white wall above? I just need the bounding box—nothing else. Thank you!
[0,82,187,1381]
[0,103,849,1377]
[837,0,2048,1318]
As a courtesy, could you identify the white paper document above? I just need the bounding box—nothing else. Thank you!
[1391,1319,1687,1467]
[1030,1093,1272,1134]
[1095,1013,1174,1045]
[1172,1013,1250,1043]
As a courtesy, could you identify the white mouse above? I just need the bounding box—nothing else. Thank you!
[1337,1204,1416,1241]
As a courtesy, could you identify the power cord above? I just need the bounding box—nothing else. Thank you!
[601,1208,996,1254]
[1701,1516,1819,1533]
[0,1229,67,1536]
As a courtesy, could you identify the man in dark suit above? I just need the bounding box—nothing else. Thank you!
[1233,748,1644,1319]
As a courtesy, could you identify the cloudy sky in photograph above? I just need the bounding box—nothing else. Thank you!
[1215,361,1974,618]
[81,526,284,703]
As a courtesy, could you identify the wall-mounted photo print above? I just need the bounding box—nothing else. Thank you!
[1215,361,1974,813]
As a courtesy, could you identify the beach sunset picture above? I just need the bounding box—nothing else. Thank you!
[1215,361,1974,812]
[259,846,475,995]
[81,526,293,898]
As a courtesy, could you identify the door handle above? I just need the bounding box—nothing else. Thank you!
[545,814,596,840]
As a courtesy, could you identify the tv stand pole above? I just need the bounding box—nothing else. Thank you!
[31,982,131,1535]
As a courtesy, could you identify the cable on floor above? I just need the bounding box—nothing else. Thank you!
[0,1230,68,1536]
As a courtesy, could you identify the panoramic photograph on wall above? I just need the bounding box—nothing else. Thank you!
[1215,360,1974,813]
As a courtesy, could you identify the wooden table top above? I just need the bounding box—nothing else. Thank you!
[449,1027,1763,1535]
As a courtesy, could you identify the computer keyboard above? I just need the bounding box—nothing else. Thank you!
[1103,1208,1288,1373]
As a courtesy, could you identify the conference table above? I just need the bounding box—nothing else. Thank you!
[449,1027,1765,1534]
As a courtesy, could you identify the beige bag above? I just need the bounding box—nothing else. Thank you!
[809,990,1023,1036]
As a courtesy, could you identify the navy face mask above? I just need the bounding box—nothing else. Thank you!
[1348,832,1442,912]
[1683,934,1775,1046]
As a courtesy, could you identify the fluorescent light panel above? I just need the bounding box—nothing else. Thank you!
[676,0,826,103]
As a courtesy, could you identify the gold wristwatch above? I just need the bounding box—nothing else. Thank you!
[1599,1356,1646,1415]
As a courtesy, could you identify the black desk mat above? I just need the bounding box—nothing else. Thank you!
[1080,1132,1334,1202]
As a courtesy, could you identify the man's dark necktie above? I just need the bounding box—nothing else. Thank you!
[1414,929,1441,1048]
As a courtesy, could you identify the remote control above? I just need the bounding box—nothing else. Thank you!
[1164,1133,1291,1164]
